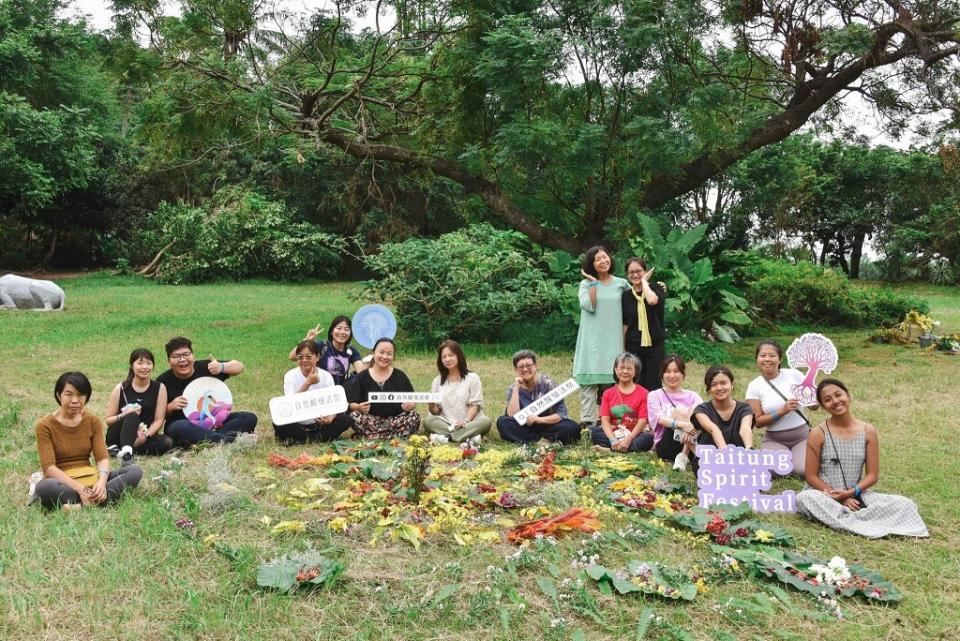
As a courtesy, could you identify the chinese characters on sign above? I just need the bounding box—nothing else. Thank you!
[512,378,580,426]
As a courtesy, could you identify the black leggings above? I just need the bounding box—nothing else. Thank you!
[273,413,354,445]
[35,465,143,509]
[106,413,174,455]
[626,342,665,393]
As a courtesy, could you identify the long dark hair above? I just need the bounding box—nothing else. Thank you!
[125,348,155,386]
[581,245,613,278]
[436,339,469,384]
[327,316,353,345]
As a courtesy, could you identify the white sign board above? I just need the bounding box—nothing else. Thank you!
[512,378,579,425]
[368,392,439,404]
[269,386,348,425]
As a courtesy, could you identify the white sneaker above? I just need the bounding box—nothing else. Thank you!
[118,446,134,467]
[470,435,482,446]
[429,434,450,444]
[673,452,689,471]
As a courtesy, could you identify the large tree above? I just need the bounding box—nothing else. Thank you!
[120,0,960,251]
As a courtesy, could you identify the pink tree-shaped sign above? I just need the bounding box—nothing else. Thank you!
[786,333,839,406]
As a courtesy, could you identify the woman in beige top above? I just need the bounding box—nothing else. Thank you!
[424,340,491,443]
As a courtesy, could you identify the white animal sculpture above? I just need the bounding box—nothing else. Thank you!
[0,274,66,311]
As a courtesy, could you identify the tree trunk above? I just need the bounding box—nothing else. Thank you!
[849,231,865,279]
[41,229,58,266]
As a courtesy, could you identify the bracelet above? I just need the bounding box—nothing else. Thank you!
[98,470,109,476]
[671,418,677,429]
[587,281,599,288]
[219,362,225,374]
[770,410,779,420]
[853,485,862,498]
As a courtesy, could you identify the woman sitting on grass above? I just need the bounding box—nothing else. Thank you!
[34,372,142,510]
[589,352,652,452]
[796,379,928,538]
[648,355,703,471]
[690,365,754,473]
[274,340,355,444]
[424,340,491,444]
[104,348,173,465]
[346,338,421,439]
[289,315,369,385]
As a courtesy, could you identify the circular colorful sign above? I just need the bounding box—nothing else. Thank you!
[352,304,397,349]
[183,377,233,429]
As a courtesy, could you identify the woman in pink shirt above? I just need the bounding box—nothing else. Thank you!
[648,355,704,470]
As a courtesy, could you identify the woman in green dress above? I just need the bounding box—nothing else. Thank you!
[573,246,629,426]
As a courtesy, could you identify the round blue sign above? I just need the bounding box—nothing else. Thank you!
[352,304,398,349]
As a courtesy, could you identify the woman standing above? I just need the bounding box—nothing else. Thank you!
[622,257,666,392]
[589,352,652,452]
[745,341,811,477]
[34,372,142,510]
[289,315,369,385]
[104,348,174,463]
[648,355,703,470]
[797,379,928,538]
[573,246,629,426]
[690,366,754,472]
[346,338,421,439]
[425,340,491,443]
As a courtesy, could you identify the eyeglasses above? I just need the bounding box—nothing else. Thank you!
[170,351,193,361]
[627,269,644,275]
[515,363,535,371]
[295,354,317,361]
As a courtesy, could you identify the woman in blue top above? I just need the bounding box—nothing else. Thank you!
[572,246,629,426]
[289,315,370,385]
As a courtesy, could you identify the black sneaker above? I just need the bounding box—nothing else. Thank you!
[221,431,238,444]
[107,444,120,456]
[120,451,135,467]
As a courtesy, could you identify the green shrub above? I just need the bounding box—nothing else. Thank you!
[128,189,344,284]
[664,333,730,366]
[364,224,563,343]
[726,252,928,328]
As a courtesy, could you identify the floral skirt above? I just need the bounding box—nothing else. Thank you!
[349,411,421,440]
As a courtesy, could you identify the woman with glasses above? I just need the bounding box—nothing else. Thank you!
[274,340,355,444]
[289,315,369,385]
[589,352,653,452]
[104,348,174,464]
[496,350,581,444]
[796,379,928,538]
[622,257,666,392]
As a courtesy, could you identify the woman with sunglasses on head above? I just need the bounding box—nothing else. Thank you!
[274,340,355,444]
[289,315,369,385]
[425,340,490,443]
[796,379,928,538]
[104,348,174,465]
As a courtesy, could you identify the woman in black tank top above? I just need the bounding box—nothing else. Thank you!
[105,348,174,458]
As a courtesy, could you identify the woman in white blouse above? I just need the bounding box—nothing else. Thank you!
[425,340,491,443]
[745,340,814,477]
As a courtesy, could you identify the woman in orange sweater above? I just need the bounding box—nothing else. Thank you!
[34,372,142,510]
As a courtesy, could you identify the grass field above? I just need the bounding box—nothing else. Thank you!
[0,274,957,641]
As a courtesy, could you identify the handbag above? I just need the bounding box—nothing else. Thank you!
[822,423,866,508]
[65,465,100,487]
